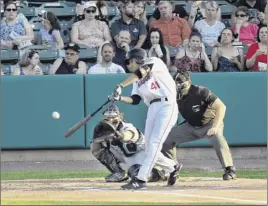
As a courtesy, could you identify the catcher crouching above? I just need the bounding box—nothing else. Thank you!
[91,104,167,183]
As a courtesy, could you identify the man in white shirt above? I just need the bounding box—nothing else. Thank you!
[88,42,126,74]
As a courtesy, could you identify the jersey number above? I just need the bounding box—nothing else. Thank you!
[151,81,160,90]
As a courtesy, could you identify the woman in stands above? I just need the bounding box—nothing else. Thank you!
[134,1,147,25]
[12,50,43,75]
[49,43,87,75]
[193,1,225,47]
[172,29,213,72]
[144,28,171,68]
[246,25,267,71]
[38,11,64,50]
[211,28,244,72]
[71,1,112,48]
[231,6,258,46]
[188,0,222,28]
[0,1,34,49]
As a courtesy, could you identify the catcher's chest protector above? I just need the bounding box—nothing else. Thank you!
[112,122,145,157]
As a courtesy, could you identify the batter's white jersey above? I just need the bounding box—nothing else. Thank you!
[131,57,177,106]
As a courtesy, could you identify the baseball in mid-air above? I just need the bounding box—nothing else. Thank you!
[52,111,60,119]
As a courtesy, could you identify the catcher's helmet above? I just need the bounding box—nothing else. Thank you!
[125,48,147,65]
[103,104,122,118]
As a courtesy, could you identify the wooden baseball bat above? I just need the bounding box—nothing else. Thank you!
[64,100,110,138]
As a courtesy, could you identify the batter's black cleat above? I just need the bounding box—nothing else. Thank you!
[105,172,129,182]
[223,166,236,180]
[121,177,147,190]
[167,163,183,186]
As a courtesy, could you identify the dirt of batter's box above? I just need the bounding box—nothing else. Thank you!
[1,177,266,190]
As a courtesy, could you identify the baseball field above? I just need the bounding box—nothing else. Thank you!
[1,169,267,205]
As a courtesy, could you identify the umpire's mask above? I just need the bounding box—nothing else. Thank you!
[173,71,191,100]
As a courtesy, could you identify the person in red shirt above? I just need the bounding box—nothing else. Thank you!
[246,25,267,71]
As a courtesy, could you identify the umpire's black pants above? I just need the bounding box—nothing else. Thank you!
[161,121,234,169]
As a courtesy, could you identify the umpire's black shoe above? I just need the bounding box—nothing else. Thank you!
[167,163,183,186]
[223,166,236,180]
[121,177,147,190]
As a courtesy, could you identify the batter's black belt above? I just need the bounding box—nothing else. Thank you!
[150,97,168,105]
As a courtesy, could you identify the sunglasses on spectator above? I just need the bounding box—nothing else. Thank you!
[236,14,246,17]
[85,9,96,14]
[6,8,17,12]
[65,52,77,56]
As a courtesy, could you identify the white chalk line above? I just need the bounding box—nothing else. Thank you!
[140,190,267,205]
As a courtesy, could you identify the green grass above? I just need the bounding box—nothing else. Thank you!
[1,200,238,205]
[1,169,267,180]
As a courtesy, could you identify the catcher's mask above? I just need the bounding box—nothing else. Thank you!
[173,71,191,100]
[102,104,123,127]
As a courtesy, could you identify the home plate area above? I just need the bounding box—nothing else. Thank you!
[1,177,267,205]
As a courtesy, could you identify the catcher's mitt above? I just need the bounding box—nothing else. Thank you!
[93,120,122,143]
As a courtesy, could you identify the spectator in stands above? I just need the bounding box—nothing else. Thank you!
[148,0,189,26]
[12,50,43,75]
[211,28,244,72]
[88,41,125,74]
[171,29,213,72]
[75,0,109,23]
[71,1,112,48]
[0,1,34,49]
[246,25,267,71]
[1,0,28,24]
[111,0,147,49]
[150,1,191,47]
[113,30,131,72]
[38,11,64,50]
[134,1,147,25]
[49,43,87,74]
[188,0,222,28]
[232,0,267,26]
[231,6,258,46]
[145,28,171,68]
[194,1,225,47]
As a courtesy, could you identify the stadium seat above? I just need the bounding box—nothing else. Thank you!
[146,5,156,17]
[59,18,75,44]
[217,1,233,17]
[1,64,12,75]
[108,6,119,18]
[26,45,59,62]
[39,62,51,75]
[205,45,213,58]
[174,1,190,13]
[35,2,76,17]
[18,3,35,18]
[0,47,20,63]
[78,45,98,61]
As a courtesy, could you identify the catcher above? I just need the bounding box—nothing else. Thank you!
[91,104,167,183]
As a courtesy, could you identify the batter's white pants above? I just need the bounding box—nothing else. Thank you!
[110,145,146,169]
[137,101,179,182]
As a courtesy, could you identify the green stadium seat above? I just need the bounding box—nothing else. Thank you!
[78,45,98,61]
[108,6,119,18]
[39,63,51,74]
[146,5,156,17]
[1,64,12,75]
[26,45,59,62]
[35,2,76,17]
[18,3,35,18]
[205,45,213,58]
[217,1,233,17]
[0,47,20,63]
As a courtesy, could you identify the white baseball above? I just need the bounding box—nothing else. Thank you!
[52,111,60,119]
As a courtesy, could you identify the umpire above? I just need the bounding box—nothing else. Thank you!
[162,71,236,180]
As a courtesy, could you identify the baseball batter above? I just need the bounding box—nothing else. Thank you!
[91,104,167,183]
[109,48,182,190]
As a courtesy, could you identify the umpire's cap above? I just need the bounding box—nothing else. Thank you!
[125,48,147,65]
[173,71,191,83]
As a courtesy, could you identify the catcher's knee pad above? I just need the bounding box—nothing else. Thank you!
[127,164,141,179]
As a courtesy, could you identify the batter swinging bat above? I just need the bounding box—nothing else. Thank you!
[64,100,110,138]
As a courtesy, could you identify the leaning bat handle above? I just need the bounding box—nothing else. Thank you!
[64,100,110,138]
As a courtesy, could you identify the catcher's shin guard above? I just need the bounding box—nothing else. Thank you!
[93,147,124,173]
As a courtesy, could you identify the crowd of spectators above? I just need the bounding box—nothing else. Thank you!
[0,0,267,75]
